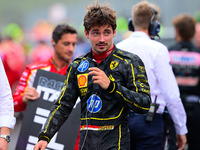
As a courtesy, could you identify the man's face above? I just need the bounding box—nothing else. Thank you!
[84,25,116,54]
[53,33,77,62]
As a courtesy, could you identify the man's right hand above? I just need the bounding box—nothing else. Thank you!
[177,134,187,150]
[22,87,39,103]
[34,140,48,150]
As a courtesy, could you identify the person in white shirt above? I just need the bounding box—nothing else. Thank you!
[0,58,16,150]
[117,1,187,150]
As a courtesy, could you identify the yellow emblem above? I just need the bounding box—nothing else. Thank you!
[77,74,88,88]
[108,74,115,81]
[110,61,119,70]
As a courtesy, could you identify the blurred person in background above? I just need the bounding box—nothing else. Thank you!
[27,20,55,64]
[168,14,200,150]
[194,22,200,50]
[0,36,26,93]
[0,23,26,92]
[117,1,187,150]
[13,23,77,113]
[0,58,16,150]
[13,23,79,150]
[29,40,53,63]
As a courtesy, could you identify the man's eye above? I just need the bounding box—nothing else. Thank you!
[92,32,99,36]
[63,43,69,46]
[104,32,111,35]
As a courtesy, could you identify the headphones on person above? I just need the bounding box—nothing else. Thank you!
[128,6,160,38]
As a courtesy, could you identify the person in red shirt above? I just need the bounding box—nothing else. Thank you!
[13,24,80,150]
[13,24,77,112]
[0,37,26,92]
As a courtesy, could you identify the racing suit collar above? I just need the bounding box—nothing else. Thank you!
[91,45,114,64]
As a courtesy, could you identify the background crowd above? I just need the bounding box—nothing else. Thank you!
[1,0,200,150]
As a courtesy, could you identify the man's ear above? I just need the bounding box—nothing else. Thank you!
[51,40,56,46]
[113,29,117,38]
[84,30,89,39]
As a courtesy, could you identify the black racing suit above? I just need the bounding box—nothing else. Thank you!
[38,46,151,150]
[168,41,200,150]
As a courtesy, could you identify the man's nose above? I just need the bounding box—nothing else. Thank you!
[99,34,105,42]
[68,44,75,51]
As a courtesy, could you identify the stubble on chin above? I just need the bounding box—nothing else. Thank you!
[94,48,108,54]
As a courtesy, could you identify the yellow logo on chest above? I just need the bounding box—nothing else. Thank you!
[110,61,119,70]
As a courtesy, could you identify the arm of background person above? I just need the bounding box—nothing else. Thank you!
[0,59,16,149]
[13,66,39,112]
[0,59,16,129]
[0,127,11,150]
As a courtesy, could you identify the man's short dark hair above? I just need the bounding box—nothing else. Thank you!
[83,1,117,33]
[52,24,77,43]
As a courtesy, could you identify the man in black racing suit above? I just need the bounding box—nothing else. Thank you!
[34,2,151,150]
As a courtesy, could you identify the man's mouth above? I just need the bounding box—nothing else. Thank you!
[97,43,106,48]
